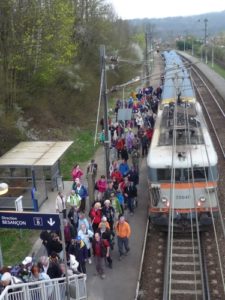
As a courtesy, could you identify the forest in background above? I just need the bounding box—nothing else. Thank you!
[1,1,225,158]
[0,0,145,155]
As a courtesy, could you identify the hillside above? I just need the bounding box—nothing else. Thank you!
[129,10,225,40]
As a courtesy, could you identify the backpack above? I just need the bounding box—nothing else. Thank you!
[100,240,107,257]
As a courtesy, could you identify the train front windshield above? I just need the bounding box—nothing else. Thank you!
[149,167,218,183]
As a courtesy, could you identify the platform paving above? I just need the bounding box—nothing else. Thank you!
[30,51,163,300]
[179,51,225,100]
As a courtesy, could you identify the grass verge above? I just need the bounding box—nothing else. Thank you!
[61,129,99,180]
[0,229,39,266]
[208,62,225,79]
[0,128,99,266]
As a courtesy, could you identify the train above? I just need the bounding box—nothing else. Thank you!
[147,50,218,230]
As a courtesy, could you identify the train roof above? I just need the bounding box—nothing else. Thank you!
[161,50,195,104]
[148,102,218,169]
[148,50,217,169]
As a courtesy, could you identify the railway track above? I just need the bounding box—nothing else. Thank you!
[190,65,225,157]
[163,233,209,300]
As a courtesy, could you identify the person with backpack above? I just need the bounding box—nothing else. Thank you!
[78,223,94,264]
[92,232,110,279]
[68,236,88,274]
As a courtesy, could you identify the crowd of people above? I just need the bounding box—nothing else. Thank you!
[0,84,161,293]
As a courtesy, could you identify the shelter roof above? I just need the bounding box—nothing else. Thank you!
[0,141,73,167]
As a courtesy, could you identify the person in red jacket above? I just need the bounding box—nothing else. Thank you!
[115,137,125,159]
[111,168,123,183]
[92,232,110,279]
[96,175,107,201]
[146,127,154,144]
[89,202,102,233]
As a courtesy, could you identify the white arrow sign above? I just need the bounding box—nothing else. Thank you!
[47,218,55,226]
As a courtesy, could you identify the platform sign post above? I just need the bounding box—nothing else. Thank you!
[0,211,60,231]
[15,196,23,212]
[59,213,70,300]
[15,196,23,238]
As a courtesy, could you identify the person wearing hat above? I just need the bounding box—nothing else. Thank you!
[22,256,33,267]
[68,236,88,274]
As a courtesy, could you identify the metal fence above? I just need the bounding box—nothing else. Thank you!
[0,274,87,300]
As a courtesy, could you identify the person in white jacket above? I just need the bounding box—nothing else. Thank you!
[55,191,66,218]
[78,223,94,264]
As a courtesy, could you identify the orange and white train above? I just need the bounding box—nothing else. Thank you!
[147,50,218,230]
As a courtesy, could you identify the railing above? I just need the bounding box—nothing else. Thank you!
[0,274,87,300]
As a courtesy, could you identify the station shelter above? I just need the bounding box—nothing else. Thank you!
[0,141,73,211]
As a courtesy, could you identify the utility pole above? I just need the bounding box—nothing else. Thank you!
[204,18,208,64]
[211,40,214,68]
[100,45,110,179]
[145,31,149,84]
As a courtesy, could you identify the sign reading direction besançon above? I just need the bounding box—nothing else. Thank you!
[0,211,60,231]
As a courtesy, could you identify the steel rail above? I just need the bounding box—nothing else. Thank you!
[191,68,225,158]
[163,233,210,300]
[191,67,225,118]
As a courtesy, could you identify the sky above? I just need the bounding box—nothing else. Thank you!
[108,0,225,19]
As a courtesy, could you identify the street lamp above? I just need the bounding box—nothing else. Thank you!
[0,183,8,195]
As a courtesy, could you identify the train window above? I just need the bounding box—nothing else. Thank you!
[183,168,208,181]
[157,169,181,181]
[193,168,208,180]
[155,167,213,182]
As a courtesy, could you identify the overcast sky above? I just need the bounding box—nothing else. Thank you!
[108,0,225,19]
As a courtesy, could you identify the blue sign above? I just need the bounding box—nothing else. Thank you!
[0,211,60,231]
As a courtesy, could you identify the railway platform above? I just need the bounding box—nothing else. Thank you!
[179,51,225,100]
[27,51,163,300]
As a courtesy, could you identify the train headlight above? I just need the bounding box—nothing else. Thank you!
[199,197,206,203]
[161,197,169,207]
[197,197,206,207]
[161,197,167,203]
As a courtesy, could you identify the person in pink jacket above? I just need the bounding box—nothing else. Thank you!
[71,164,84,181]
